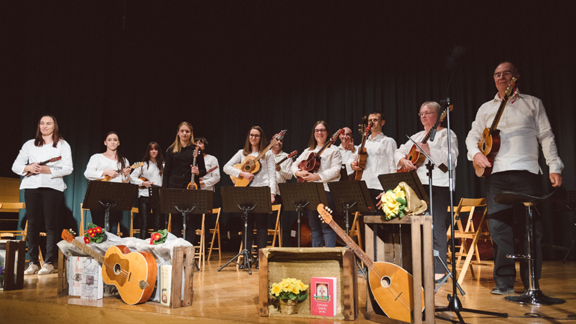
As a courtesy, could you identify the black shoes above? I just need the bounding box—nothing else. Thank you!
[491,285,515,295]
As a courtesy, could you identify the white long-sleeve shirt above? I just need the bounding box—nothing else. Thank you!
[223,150,277,195]
[84,154,130,183]
[200,154,220,192]
[349,132,397,190]
[395,128,458,188]
[338,144,357,176]
[291,145,342,191]
[273,150,293,195]
[130,161,164,197]
[465,92,563,175]
[12,139,73,192]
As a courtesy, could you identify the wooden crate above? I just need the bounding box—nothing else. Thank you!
[258,247,358,321]
[364,215,434,324]
[57,245,195,308]
[0,240,26,290]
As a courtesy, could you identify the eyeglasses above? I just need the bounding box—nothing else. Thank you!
[314,129,327,133]
[249,134,261,138]
[418,111,435,117]
[494,71,513,78]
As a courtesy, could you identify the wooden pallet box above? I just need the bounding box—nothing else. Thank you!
[57,245,194,308]
[258,247,358,321]
[0,240,26,291]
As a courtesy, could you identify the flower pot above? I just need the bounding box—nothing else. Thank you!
[279,299,298,315]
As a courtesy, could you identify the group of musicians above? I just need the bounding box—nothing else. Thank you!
[12,62,563,298]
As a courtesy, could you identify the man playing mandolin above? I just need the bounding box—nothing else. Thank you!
[465,62,563,295]
[350,112,397,211]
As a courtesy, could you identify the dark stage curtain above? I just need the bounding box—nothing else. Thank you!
[2,2,575,256]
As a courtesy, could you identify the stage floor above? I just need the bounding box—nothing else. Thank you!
[1,253,575,323]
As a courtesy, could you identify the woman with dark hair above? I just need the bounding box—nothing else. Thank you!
[291,121,342,247]
[130,142,165,238]
[84,131,130,235]
[196,137,220,192]
[162,122,206,244]
[12,115,73,275]
[223,126,277,260]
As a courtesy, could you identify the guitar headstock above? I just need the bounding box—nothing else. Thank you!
[505,77,518,97]
[330,129,344,144]
[358,116,367,133]
[288,150,298,159]
[275,129,288,142]
[316,204,334,225]
[50,157,62,163]
[131,162,144,169]
[193,145,200,158]
[438,105,454,122]
[61,229,77,243]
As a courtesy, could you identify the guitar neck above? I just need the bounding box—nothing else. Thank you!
[70,238,105,264]
[489,98,510,132]
[324,217,375,270]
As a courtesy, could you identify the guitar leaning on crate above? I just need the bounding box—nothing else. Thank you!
[473,77,517,177]
[61,229,157,305]
[354,116,371,180]
[99,162,144,182]
[24,156,62,176]
[296,129,343,183]
[230,129,287,187]
[397,105,454,173]
[317,204,425,323]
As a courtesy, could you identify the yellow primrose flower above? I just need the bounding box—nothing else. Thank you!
[270,284,282,296]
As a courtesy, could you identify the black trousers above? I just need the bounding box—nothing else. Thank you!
[423,185,450,274]
[90,209,122,236]
[25,188,64,265]
[486,171,543,288]
[306,191,336,247]
[137,196,163,239]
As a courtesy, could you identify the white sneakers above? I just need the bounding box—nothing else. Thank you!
[24,262,56,275]
[24,262,40,275]
[38,263,55,275]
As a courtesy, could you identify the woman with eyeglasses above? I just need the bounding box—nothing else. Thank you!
[223,126,277,262]
[394,101,458,283]
[291,121,342,247]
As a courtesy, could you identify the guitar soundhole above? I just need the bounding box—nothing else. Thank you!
[380,276,391,288]
[114,263,122,275]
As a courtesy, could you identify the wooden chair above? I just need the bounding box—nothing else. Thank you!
[130,207,140,237]
[349,211,363,250]
[447,198,493,284]
[0,202,27,240]
[207,208,222,261]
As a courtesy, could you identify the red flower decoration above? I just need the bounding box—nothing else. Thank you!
[89,232,96,238]
[95,227,102,233]
[153,233,161,241]
[87,228,94,235]
[84,237,90,244]
[149,238,154,245]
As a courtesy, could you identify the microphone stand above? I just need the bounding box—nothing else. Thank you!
[434,55,508,323]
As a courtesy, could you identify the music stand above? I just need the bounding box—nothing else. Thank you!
[378,171,429,202]
[218,186,272,275]
[160,188,213,240]
[328,180,375,235]
[148,186,164,228]
[278,182,328,247]
[82,181,138,232]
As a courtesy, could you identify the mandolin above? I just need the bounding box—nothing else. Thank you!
[275,150,298,166]
[100,162,144,182]
[24,156,62,176]
[397,105,453,173]
[473,77,517,177]
[61,229,157,305]
[354,116,371,181]
[297,129,344,183]
[317,204,425,323]
[187,145,201,189]
[230,130,287,187]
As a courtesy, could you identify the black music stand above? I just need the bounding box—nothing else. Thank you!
[278,182,328,247]
[328,180,375,235]
[378,171,429,202]
[148,186,164,228]
[218,186,272,275]
[82,181,138,232]
[160,188,213,241]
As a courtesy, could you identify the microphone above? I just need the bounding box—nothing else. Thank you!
[446,46,466,70]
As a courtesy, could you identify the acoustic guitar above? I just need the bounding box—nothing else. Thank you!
[473,77,517,177]
[230,129,287,187]
[296,129,343,183]
[61,229,157,305]
[24,156,62,176]
[187,145,201,189]
[317,204,425,323]
[354,116,371,180]
[397,105,453,173]
[100,162,144,182]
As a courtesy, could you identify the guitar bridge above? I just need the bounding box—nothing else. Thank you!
[139,280,149,289]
